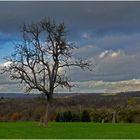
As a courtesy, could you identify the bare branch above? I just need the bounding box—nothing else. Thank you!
[58,59,92,71]
[2,17,92,100]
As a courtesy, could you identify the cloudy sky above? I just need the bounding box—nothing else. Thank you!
[1,1,140,93]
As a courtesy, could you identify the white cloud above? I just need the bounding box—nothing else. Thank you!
[3,61,12,67]
[99,50,109,58]
[68,79,140,93]
[99,49,125,59]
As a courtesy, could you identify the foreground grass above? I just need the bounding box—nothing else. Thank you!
[0,122,140,139]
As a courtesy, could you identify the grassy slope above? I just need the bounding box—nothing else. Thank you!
[0,122,140,139]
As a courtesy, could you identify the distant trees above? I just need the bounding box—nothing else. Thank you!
[55,110,90,122]
[3,18,91,126]
[0,97,140,123]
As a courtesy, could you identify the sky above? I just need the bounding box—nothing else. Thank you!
[1,1,140,93]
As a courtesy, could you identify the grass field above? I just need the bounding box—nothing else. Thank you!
[0,122,140,139]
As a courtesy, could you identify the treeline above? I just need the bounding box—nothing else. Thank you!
[0,107,140,123]
[55,108,140,123]
[0,93,140,123]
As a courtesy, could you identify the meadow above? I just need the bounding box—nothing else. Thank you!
[0,122,140,139]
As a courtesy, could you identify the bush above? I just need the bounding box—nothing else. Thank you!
[0,115,7,122]
[81,110,90,122]
[71,113,81,122]
[90,109,113,123]
[10,112,23,121]
[55,111,81,122]
[118,109,140,123]
[33,107,45,121]
[91,112,102,122]
[55,110,91,122]
[63,111,72,122]
[55,112,61,122]
[55,112,65,122]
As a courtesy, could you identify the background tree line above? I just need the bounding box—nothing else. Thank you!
[0,92,140,123]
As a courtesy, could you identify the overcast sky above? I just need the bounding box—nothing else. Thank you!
[1,1,140,93]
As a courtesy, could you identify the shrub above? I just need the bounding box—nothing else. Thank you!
[55,111,81,122]
[0,115,7,122]
[55,112,61,122]
[71,113,81,122]
[10,112,23,121]
[33,107,45,121]
[91,112,102,122]
[81,110,90,122]
[119,109,140,123]
[63,111,72,122]
[90,109,113,123]
[55,112,65,122]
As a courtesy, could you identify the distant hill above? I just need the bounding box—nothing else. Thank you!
[0,91,140,99]
[0,93,39,98]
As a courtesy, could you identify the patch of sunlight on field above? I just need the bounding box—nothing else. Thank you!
[101,93,118,96]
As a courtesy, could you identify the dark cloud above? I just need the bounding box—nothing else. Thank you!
[0,1,140,33]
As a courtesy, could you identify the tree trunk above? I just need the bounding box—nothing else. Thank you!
[42,100,50,127]
[112,111,117,123]
[40,94,52,127]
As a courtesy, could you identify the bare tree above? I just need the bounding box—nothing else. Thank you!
[3,18,91,126]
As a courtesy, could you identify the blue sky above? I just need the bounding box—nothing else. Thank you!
[1,1,140,93]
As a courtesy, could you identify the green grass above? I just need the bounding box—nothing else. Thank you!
[0,122,140,139]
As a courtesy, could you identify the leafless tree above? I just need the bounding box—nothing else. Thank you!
[3,18,91,126]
